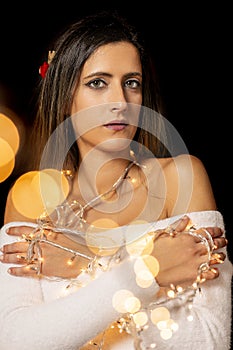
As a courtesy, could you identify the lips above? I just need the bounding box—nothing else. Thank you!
[103,120,128,131]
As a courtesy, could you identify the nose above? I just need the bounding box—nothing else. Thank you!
[109,85,127,113]
[110,101,128,113]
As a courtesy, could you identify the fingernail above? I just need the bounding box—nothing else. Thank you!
[0,247,3,252]
[210,267,218,274]
[0,255,3,261]
[7,268,12,274]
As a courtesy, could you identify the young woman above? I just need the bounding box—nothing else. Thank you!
[0,11,232,349]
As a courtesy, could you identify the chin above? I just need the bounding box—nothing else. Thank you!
[96,138,132,153]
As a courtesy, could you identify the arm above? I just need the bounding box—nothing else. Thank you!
[1,157,232,350]
[0,215,229,350]
[0,222,159,350]
[139,211,233,350]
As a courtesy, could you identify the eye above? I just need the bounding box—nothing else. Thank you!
[124,79,141,89]
[86,78,106,89]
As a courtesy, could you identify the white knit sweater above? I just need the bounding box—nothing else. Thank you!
[0,211,232,350]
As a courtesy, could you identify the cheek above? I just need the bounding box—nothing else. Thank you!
[71,90,102,115]
[71,111,96,138]
[71,104,107,137]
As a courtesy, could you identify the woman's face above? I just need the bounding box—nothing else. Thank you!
[71,41,142,156]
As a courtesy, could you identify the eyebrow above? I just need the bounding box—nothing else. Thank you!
[83,71,142,79]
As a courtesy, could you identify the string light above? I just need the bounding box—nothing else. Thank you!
[20,212,215,348]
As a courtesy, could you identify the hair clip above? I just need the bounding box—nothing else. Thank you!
[39,50,56,78]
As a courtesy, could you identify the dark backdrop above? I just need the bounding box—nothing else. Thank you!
[0,2,231,263]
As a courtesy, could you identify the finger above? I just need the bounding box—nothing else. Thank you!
[172,215,191,232]
[7,265,40,277]
[1,242,29,254]
[201,267,219,281]
[6,226,36,237]
[213,237,228,250]
[0,252,27,264]
[210,252,226,265]
[198,226,224,239]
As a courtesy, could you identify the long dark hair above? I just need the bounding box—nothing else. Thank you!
[31,10,169,172]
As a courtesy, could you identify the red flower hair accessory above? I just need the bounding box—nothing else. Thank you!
[39,50,56,78]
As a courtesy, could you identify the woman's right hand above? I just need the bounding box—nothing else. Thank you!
[152,215,227,288]
[0,227,95,279]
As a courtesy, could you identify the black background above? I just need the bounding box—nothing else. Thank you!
[0,2,231,263]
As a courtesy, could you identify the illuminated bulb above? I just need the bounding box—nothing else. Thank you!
[176,286,183,293]
[130,177,137,184]
[187,315,193,322]
[167,290,175,298]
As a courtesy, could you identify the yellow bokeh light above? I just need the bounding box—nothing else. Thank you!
[86,218,120,256]
[167,319,179,331]
[126,234,154,257]
[150,306,170,325]
[40,168,70,200]
[160,328,173,340]
[134,255,159,278]
[31,172,60,210]
[0,137,15,182]
[135,269,154,288]
[112,289,134,313]
[141,255,160,278]
[12,171,47,219]
[156,320,169,330]
[33,169,70,210]
[132,311,148,327]
[134,256,155,288]
[90,218,119,229]
[0,113,19,155]
[11,169,70,219]
[124,296,141,313]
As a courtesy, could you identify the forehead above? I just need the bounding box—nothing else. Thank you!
[81,41,142,75]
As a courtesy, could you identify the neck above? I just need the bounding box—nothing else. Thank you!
[73,148,135,200]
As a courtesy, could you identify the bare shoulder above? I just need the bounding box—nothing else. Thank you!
[144,154,217,215]
[152,154,209,178]
[143,153,200,173]
[172,154,216,213]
